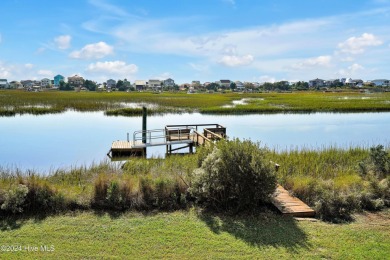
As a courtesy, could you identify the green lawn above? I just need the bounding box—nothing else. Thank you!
[1,209,389,259]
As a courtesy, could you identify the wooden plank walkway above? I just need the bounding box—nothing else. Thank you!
[272,185,315,217]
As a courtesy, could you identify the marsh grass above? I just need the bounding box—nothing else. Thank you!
[1,144,389,221]
[1,90,389,116]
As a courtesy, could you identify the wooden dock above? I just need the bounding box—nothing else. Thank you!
[108,124,226,158]
[272,185,315,217]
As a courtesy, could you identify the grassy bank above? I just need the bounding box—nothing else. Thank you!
[1,90,390,116]
[1,143,389,222]
[1,209,389,259]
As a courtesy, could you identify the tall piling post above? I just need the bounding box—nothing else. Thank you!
[142,107,147,156]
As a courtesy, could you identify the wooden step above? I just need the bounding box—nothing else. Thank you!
[272,185,315,218]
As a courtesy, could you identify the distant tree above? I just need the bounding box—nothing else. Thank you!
[59,81,74,91]
[230,82,237,91]
[274,81,290,91]
[116,80,127,91]
[84,80,97,91]
[262,82,273,91]
[293,81,309,90]
[206,83,219,91]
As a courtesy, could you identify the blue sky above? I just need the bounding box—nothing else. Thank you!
[0,0,389,83]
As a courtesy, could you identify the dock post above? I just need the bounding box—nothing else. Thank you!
[142,107,147,157]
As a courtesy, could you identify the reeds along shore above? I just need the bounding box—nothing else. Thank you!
[1,145,389,222]
[0,90,390,116]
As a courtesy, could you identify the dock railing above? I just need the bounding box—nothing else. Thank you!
[132,127,194,146]
[129,124,226,148]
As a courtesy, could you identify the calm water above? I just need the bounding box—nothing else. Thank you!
[0,111,389,173]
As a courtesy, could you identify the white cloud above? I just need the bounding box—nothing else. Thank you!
[24,63,34,69]
[38,70,54,77]
[86,61,138,76]
[54,35,71,50]
[0,63,11,78]
[218,54,254,67]
[189,63,209,72]
[291,56,332,69]
[338,33,383,54]
[150,72,173,81]
[337,63,365,77]
[70,42,114,59]
[258,75,276,83]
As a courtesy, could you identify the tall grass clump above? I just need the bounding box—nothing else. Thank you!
[190,139,277,212]
[358,145,390,209]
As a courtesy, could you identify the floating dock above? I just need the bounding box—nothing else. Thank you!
[272,185,315,217]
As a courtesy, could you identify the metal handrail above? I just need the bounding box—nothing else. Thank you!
[132,127,194,144]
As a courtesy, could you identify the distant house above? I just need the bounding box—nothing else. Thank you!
[106,79,116,89]
[235,81,245,91]
[134,80,148,91]
[308,78,325,88]
[345,78,363,87]
[54,75,65,87]
[191,81,201,88]
[21,80,34,88]
[148,79,162,90]
[370,79,390,87]
[67,75,84,87]
[163,78,175,88]
[219,80,231,88]
[9,81,23,89]
[0,79,8,88]
[324,79,340,87]
[41,78,51,88]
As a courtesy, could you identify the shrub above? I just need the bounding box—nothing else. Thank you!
[139,176,155,208]
[315,190,360,223]
[93,174,109,206]
[23,178,66,213]
[106,180,123,207]
[1,184,29,214]
[369,145,390,177]
[190,139,277,212]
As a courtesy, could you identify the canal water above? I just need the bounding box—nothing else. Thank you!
[0,111,389,173]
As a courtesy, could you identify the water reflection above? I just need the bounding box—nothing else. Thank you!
[0,111,389,173]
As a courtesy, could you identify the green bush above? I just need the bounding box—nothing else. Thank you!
[106,180,123,207]
[1,184,29,214]
[315,190,360,222]
[23,178,66,213]
[190,139,277,212]
[369,145,390,177]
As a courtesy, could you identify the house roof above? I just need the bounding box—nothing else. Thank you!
[135,80,147,85]
[220,80,231,83]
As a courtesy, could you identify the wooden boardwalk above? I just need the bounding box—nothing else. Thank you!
[272,185,315,217]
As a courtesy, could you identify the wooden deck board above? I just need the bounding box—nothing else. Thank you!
[272,185,315,217]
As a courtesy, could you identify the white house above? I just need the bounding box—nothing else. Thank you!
[370,79,390,87]
[235,81,245,91]
[41,78,52,88]
[106,79,116,89]
[163,78,175,88]
[134,80,148,91]
[148,79,162,90]
[308,78,325,88]
[218,79,231,88]
[9,81,23,89]
[0,79,9,88]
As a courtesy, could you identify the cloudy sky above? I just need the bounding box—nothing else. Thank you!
[0,0,389,83]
